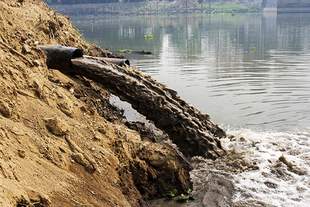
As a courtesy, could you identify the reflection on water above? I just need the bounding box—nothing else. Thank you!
[71,13,310,131]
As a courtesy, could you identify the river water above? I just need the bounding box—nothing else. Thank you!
[71,13,310,131]
[62,11,309,207]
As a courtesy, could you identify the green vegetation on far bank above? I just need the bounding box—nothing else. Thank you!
[206,2,259,13]
[133,1,260,15]
[48,1,262,15]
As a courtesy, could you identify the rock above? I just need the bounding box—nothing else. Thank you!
[93,131,103,141]
[27,190,51,207]
[32,79,47,101]
[278,155,292,168]
[22,44,31,54]
[132,143,191,199]
[227,135,235,141]
[33,60,40,67]
[296,186,307,192]
[278,155,307,175]
[239,137,246,142]
[71,152,96,173]
[147,151,167,167]
[18,149,26,158]
[0,100,12,118]
[202,173,234,207]
[44,117,69,136]
[264,181,278,189]
[59,146,66,153]
[16,191,51,207]
[58,100,74,117]
[270,163,292,180]
[97,125,107,135]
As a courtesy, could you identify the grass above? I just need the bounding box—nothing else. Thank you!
[138,2,260,14]
[204,2,259,13]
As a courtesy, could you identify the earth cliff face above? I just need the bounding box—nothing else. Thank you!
[0,1,191,206]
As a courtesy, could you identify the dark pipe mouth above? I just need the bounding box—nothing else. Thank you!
[124,59,130,66]
[72,48,84,59]
[38,45,84,70]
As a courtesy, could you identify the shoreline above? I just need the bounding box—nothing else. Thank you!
[49,2,260,16]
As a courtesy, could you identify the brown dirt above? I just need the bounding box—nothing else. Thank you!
[0,1,191,206]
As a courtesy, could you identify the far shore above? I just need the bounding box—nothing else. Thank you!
[49,2,261,16]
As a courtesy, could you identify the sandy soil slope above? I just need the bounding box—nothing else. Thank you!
[0,1,191,206]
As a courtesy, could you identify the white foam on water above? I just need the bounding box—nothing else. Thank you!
[109,94,310,206]
[223,128,310,207]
